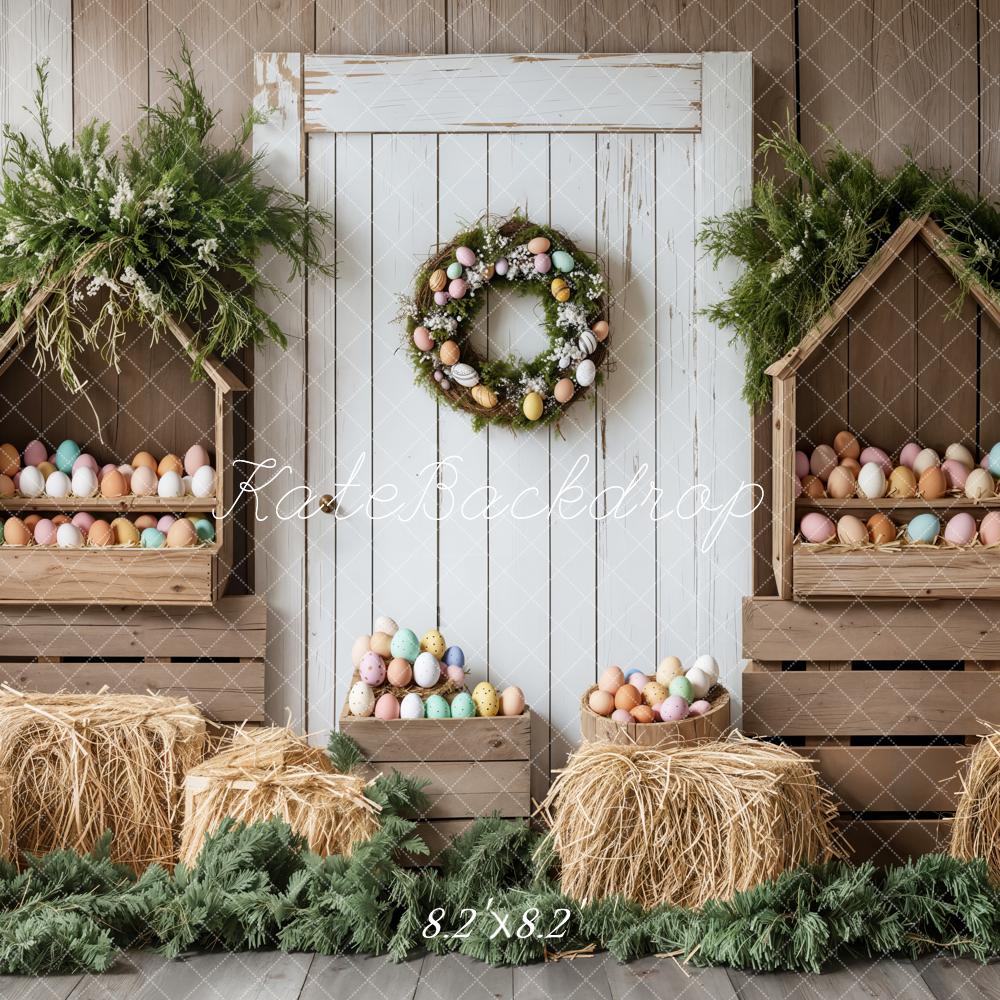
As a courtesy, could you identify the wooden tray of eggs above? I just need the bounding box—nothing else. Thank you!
[793,433,1000,600]
[0,439,228,606]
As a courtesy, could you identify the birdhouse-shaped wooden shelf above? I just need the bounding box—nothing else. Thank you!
[0,293,246,606]
[769,214,1000,601]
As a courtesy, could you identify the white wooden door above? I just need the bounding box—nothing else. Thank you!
[253,53,752,797]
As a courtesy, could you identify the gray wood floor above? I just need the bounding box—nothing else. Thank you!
[3,952,998,1000]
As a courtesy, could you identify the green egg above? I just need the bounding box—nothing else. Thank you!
[446,262,463,279]
[140,527,166,549]
[450,691,475,718]
[668,676,693,703]
[391,628,421,661]
[54,440,81,475]
[425,694,451,719]
[552,250,575,273]
[192,518,216,542]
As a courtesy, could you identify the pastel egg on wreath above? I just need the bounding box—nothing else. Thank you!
[450,363,479,388]
[23,440,46,467]
[552,250,575,273]
[867,513,897,545]
[888,466,917,498]
[523,392,544,421]
[578,330,598,356]
[471,384,498,409]
[448,277,468,299]
[71,467,98,499]
[359,650,387,686]
[131,465,158,497]
[456,246,477,267]
[45,470,71,498]
[899,442,921,468]
[434,290,450,306]
[400,692,425,719]
[413,652,441,688]
[140,527,166,549]
[33,518,57,545]
[54,440,81,475]
[551,277,571,302]
[421,628,446,658]
[981,510,1000,546]
[554,378,575,404]
[836,514,868,546]
[905,512,941,544]
[941,459,969,492]
[433,370,443,383]
[494,258,509,276]
[446,261,464,280]
[659,695,690,722]
[527,236,551,254]
[387,658,413,687]
[860,446,893,476]
[374,692,400,721]
[966,467,996,500]
[451,691,476,718]
[390,627,421,661]
[800,511,836,543]
[429,269,447,292]
[576,359,597,387]
[440,379,451,391]
[439,340,461,366]
[18,466,44,498]
[944,511,977,546]
[348,681,375,717]
[413,326,434,352]
[472,681,499,717]
[592,319,609,342]
[443,645,465,668]
[533,252,552,273]
[425,694,451,719]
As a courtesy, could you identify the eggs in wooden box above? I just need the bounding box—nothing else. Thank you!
[857,463,887,499]
[72,512,95,536]
[452,691,476,718]
[859,447,892,475]
[899,442,921,468]
[54,440,80,475]
[426,694,451,719]
[888,466,917,498]
[165,518,197,547]
[800,475,826,499]
[359,651,387,686]
[500,686,525,716]
[912,448,941,477]
[918,467,947,501]
[112,518,141,546]
[157,454,183,477]
[945,443,975,470]
[3,517,29,545]
[826,465,856,499]
[140,528,166,549]
[191,466,216,498]
[800,512,836,543]
[966,468,996,500]
[18,466,44,498]
[184,445,211,475]
[833,430,861,460]
[421,629,446,658]
[387,657,413,687]
[810,445,837,481]
[23,440,46,467]
[472,681,499,717]
[348,681,375,717]
[45,471,71,498]
[391,628,421,661]
[588,689,615,716]
[656,656,684,686]
[598,666,625,693]
[0,475,13,498]
[413,652,441,688]
[86,520,114,546]
[905,513,940,544]
[400,692,425,719]
[374,693,400,720]
[132,451,157,471]
[100,469,128,499]
[71,467,98,498]
[56,523,83,548]
[33,518,56,545]
[352,635,372,668]
[158,471,184,499]
[941,459,969,491]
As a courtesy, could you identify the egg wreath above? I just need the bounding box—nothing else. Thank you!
[403,215,610,430]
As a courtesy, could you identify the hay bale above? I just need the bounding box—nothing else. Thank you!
[540,735,840,909]
[179,726,380,867]
[951,733,1000,879]
[0,691,205,869]
[0,770,10,860]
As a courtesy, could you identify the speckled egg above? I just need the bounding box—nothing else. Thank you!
[589,689,615,716]
[966,468,996,500]
[691,655,719,682]
[348,681,375,717]
[370,631,393,658]
[391,628,421,661]
[905,513,941,544]
[888,466,917,498]
[400,692,425,719]
[800,512,837,543]
[500,685,525,716]
[668,676,693,702]
[837,514,868,545]
[867,513,897,545]
[659,695,690,722]
[374,693,400,721]
[981,511,1000,546]
[599,666,625,693]
[656,656,685,686]
[857,463,887,499]
[443,645,465,667]
[860,447,893,476]
[451,691,476,718]
[359,651,387,686]
[642,681,669,707]
[413,652,441,688]
[54,440,80,475]
[373,615,398,637]
[425,694,451,719]
[944,512,977,546]
[471,681,499,717]
[421,629,446,658]
[810,445,837,482]
[899,442,922,468]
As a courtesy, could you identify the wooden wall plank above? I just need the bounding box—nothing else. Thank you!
[981,314,1000,447]
[73,0,147,144]
[316,0,446,54]
[448,0,584,51]
[983,0,1000,199]
[795,324,850,450]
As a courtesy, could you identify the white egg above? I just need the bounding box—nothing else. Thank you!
[576,359,597,387]
[944,443,975,470]
[19,466,45,498]
[912,448,941,477]
[413,652,440,688]
[348,680,375,717]
[157,470,184,498]
[691,653,720,682]
[685,666,713,700]
[373,615,399,637]
[71,467,98,498]
[56,522,84,548]
[400,692,425,719]
[191,465,216,498]
[45,470,71,498]
[857,462,887,499]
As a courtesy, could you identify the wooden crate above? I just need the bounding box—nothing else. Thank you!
[340,697,531,857]
[0,596,266,723]
[0,303,245,606]
[579,686,731,746]
[741,657,989,864]
[766,214,1000,601]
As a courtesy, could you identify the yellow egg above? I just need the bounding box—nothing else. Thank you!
[471,384,498,409]
[888,466,917,498]
[642,681,669,707]
[523,392,544,421]
[472,681,499,717]
[110,517,140,546]
[421,629,446,658]
[551,277,570,302]
[37,461,56,480]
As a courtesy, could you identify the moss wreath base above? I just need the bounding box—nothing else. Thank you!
[403,215,609,430]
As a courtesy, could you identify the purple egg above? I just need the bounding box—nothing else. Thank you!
[610,709,633,724]
[794,450,809,479]
[71,512,95,535]
[434,290,450,305]
[533,253,552,273]
[443,645,465,667]
[359,651,387,686]
[23,440,47,467]
[440,379,451,390]
[448,278,467,299]
[455,246,477,267]
[494,258,509,276]
[72,454,99,474]
[859,447,892,476]
[941,459,969,491]
[433,370,444,382]
[660,695,690,722]
[157,515,177,533]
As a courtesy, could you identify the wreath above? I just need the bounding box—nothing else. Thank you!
[403,215,609,430]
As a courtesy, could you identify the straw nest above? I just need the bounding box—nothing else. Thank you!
[951,732,1000,881]
[540,735,841,910]
[179,726,380,867]
[0,690,205,869]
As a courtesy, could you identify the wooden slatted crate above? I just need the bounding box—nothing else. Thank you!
[0,596,266,724]
[340,697,532,858]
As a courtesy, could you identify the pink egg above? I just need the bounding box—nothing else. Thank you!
[980,511,1000,546]
[33,518,57,545]
[413,326,434,352]
[71,512,95,535]
[157,515,177,533]
[448,277,467,299]
[899,442,922,468]
[688,699,712,717]
[99,463,118,480]
[941,459,969,491]
[799,512,836,543]
[659,695,690,722]
[794,450,809,479]
[359,651,386,686]
[184,445,211,476]
[651,702,663,717]
[374,693,400,720]
[23,440,47,466]
[131,465,158,497]
[534,253,552,273]
[434,290,450,306]
[446,664,466,688]
[455,246,477,267]
[72,454,99,474]
[944,512,977,546]
[859,447,892,476]
[610,709,633,724]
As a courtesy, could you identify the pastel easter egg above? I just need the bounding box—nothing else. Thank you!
[191,466,216,498]
[374,693,400,721]
[576,359,596,387]
[945,443,975,470]
[656,657,685,686]
[471,681,499,717]
[359,651,387,686]
[413,326,434,351]
[685,666,713,700]
[860,447,892,476]
[352,634,371,668]
[132,451,157,471]
[400,692,425,719]
[826,466,856,499]
[373,615,399,637]
[158,471,184,498]
[589,689,615,716]
[446,664,466,689]
[527,236,551,254]
[391,628,421,661]
[913,448,941,477]
[552,250,575,272]
[23,440,47,467]
[522,392,544,421]
[45,471,71,498]
[800,512,836,543]
[899,442,922,468]
[494,258,509,276]
[905,512,941,544]
[795,450,809,479]
[434,290,450,306]
[989,443,1000,477]
[941,459,969,491]
[443,645,465,667]
[918,467,947,501]
[500,685,525,716]
[944,512,977,546]
[421,629,446,658]
[348,681,375,717]
[184,445,211,475]
[448,277,467,299]
[451,691,476,718]
[446,261,464,280]
[18,466,44,498]
[981,511,1000,546]
[54,440,81,475]
[888,466,917,498]
[165,518,196,547]
[688,700,712,717]
[135,514,157,530]
[129,465,157,497]
[599,666,625,693]
[33,518,57,545]
[455,246,477,267]
[425,694,451,719]
[966,468,996,500]
[413,652,441,688]
[439,340,460,366]
[72,454,99,475]
[625,669,647,689]
[140,527,167,548]
[810,445,837,482]
[668,676,693,703]
[533,253,552,273]
[117,465,133,490]
[659,695,690,722]
[610,708,633,724]
[642,681,669,707]
[691,654,719,682]
[614,684,641,711]
[554,379,575,404]
[157,515,177,533]
[370,631,393,657]
[71,512,95,535]
[112,517,142,546]
[387,658,413,687]
[71,467,98,498]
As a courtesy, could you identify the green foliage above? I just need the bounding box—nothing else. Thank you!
[326,730,366,774]
[700,124,1000,405]
[0,47,331,391]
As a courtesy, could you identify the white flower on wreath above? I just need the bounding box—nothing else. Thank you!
[520,374,547,396]
[108,174,134,223]
[555,302,590,336]
[143,184,176,220]
[120,266,163,314]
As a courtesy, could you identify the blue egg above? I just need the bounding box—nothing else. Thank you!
[552,250,575,273]
[989,443,1000,477]
[390,628,421,662]
[425,694,451,719]
[443,645,465,667]
[905,513,941,544]
[446,262,463,279]
[54,440,81,475]
[451,691,475,718]
[192,517,215,542]
[140,527,166,549]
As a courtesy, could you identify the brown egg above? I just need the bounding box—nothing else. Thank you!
[867,513,897,545]
[614,683,642,712]
[840,457,861,476]
[166,518,198,548]
[87,520,114,546]
[888,466,917,498]
[810,444,838,482]
[23,514,40,531]
[0,444,19,476]
[918,467,948,501]
[801,474,827,499]
[3,516,30,545]
[826,466,856,500]
[370,631,392,657]
[598,666,625,693]
[134,514,157,530]
[439,340,460,366]
[588,689,615,716]
[553,379,575,404]
[132,451,157,471]
[428,269,447,292]
[0,474,13,498]
[833,430,861,460]
[592,319,610,342]
[52,514,71,527]
[100,469,127,499]
[836,514,868,545]
[157,454,183,477]
[386,657,412,687]
[630,704,655,724]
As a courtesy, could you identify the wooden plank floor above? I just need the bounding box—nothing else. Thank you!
[7,952,1000,1000]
